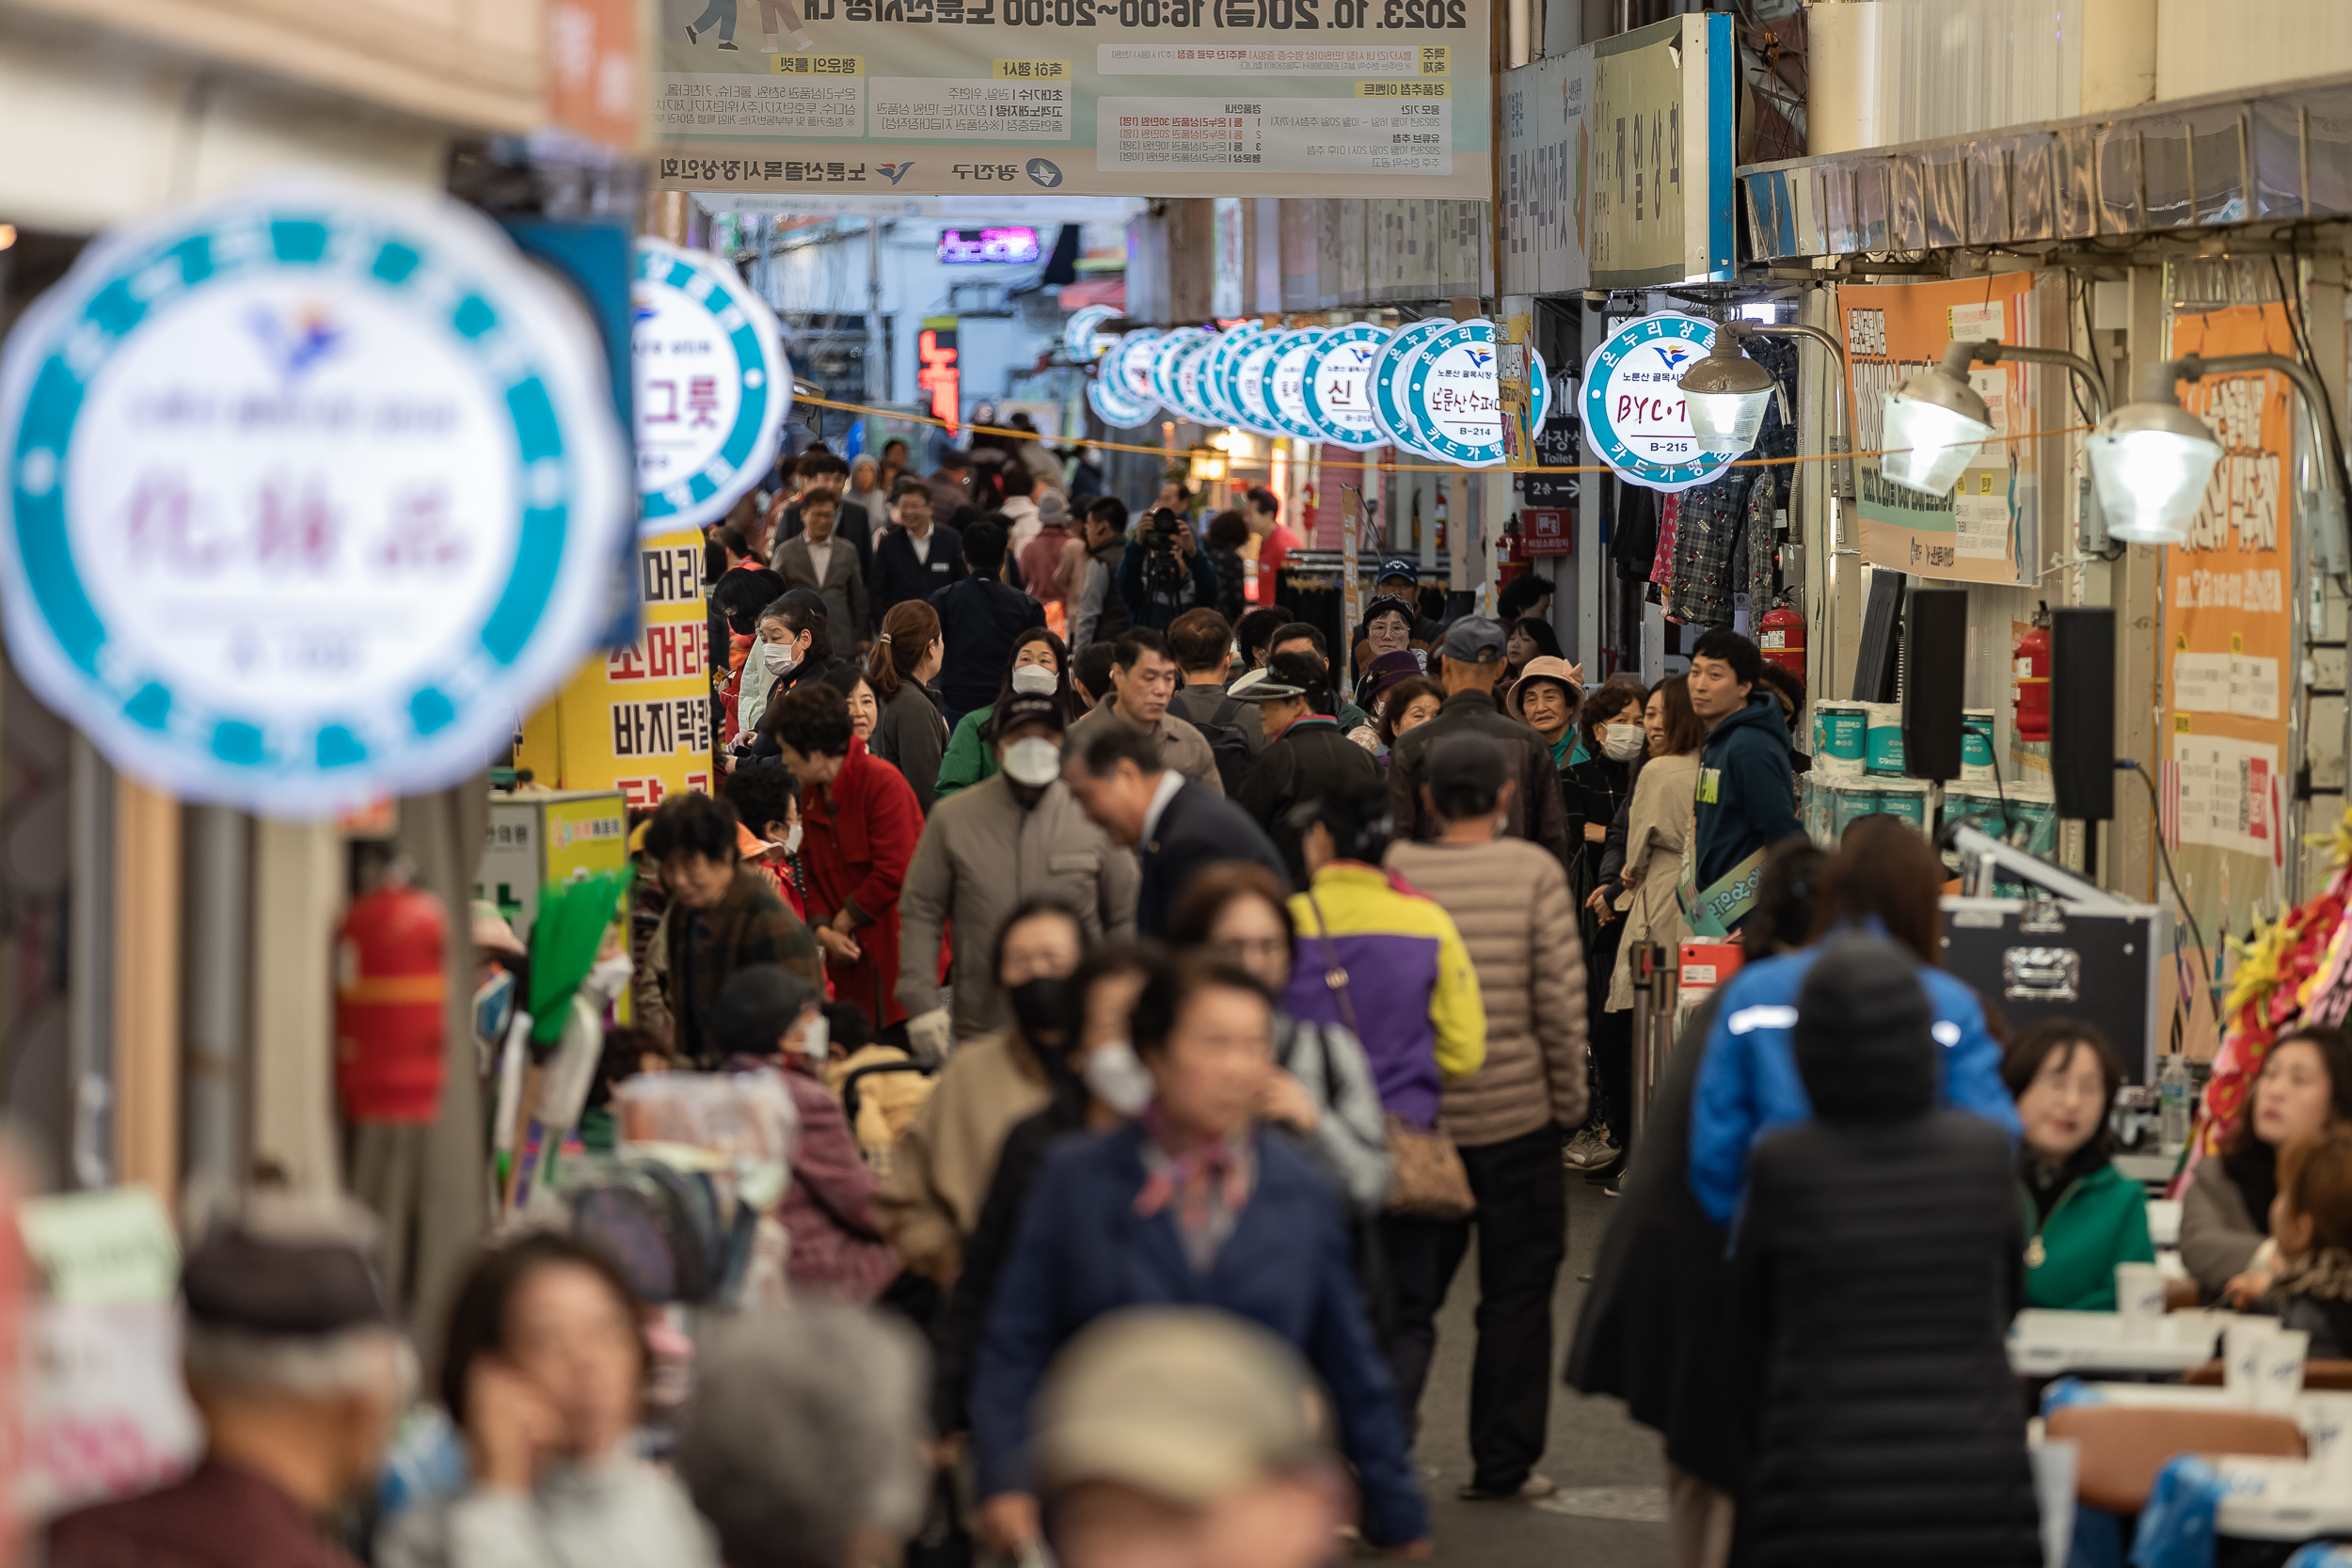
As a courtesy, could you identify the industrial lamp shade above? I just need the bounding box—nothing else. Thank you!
[1880,360,1995,498]
[1679,335,1776,456]
[2085,400,2223,546]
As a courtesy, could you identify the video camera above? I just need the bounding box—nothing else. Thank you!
[1140,507,1189,594]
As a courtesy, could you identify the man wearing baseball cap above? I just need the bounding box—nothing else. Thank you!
[1354,558,1444,657]
[1385,615,1571,870]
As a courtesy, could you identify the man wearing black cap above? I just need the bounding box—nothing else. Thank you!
[898,693,1137,1039]
[1233,650,1380,884]
[50,1197,409,1568]
[1353,557,1444,654]
[1385,615,1572,870]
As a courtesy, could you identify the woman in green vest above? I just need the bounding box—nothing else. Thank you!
[2002,1019,2154,1309]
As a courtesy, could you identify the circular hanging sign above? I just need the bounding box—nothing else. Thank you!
[1201,323,1263,430]
[1299,323,1391,450]
[1169,332,1223,426]
[1089,370,1156,431]
[1265,329,1328,442]
[1106,329,1163,419]
[1148,328,1208,420]
[0,177,630,816]
[1400,323,1556,468]
[1231,330,1292,437]
[1063,303,1120,363]
[1580,311,1737,493]
[633,239,790,534]
[1368,318,1454,458]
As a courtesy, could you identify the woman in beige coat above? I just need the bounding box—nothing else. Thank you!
[1609,675,1708,1011]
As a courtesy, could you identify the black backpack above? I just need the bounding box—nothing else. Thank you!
[1195,695,1254,798]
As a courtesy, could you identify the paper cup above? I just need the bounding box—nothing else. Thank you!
[2115,1262,2167,1341]
[2226,1320,2274,1404]
[2256,1326,2311,1413]
[2305,1401,2352,1483]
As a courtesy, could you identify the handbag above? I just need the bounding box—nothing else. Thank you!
[1303,891,1475,1223]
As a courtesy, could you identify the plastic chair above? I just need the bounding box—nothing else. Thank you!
[2180,1355,2352,1389]
[2045,1405,2307,1513]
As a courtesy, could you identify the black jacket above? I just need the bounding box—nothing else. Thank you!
[1693,693,1801,890]
[1729,946,2040,1568]
[1562,751,1633,891]
[1117,532,1220,631]
[1387,689,1572,872]
[930,576,1044,717]
[772,497,874,586]
[1137,778,1291,939]
[1237,717,1382,886]
[870,522,965,620]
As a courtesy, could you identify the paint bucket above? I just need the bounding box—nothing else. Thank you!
[1863,702,1906,775]
[1829,779,1881,836]
[1961,708,1996,784]
[1874,777,1932,831]
[1813,701,1868,777]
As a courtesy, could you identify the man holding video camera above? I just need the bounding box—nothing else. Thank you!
[1116,506,1221,633]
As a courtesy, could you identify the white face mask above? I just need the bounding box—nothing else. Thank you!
[581,952,632,1003]
[768,822,803,856]
[1081,1040,1155,1117]
[1602,723,1646,762]
[1002,736,1063,787]
[762,640,798,673]
[795,1009,831,1065]
[1009,663,1057,696]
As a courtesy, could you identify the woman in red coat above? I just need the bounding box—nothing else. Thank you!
[763,680,924,1033]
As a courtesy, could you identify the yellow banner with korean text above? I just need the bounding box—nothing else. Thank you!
[518,530,716,813]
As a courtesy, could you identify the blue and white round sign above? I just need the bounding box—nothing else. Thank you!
[1369,318,1454,458]
[1581,312,1735,493]
[1201,323,1263,430]
[633,239,790,534]
[1401,321,1553,468]
[0,177,630,816]
[1063,303,1120,363]
[1299,324,1391,451]
[1264,329,1328,443]
[1230,330,1291,437]
[1104,329,1164,422]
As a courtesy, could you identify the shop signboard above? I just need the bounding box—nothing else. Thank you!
[1299,322,1389,450]
[1089,328,1162,427]
[1368,317,1454,457]
[656,9,1491,201]
[2157,301,2298,937]
[0,178,630,818]
[1401,320,1547,468]
[1580,311,1734,493]
[633,238,791,535]
[1836,274,2033,586]
[516,529,717,813]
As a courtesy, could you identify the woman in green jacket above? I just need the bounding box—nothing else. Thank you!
[934,627,1072,800]
[2002,1018,2154,1309]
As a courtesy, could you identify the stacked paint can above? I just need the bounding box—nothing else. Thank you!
[1863,703,1906,775]
[1813,701,1868,777]
[1960,708,1997,784]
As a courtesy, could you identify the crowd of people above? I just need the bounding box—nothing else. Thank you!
[48,437,2352,1568]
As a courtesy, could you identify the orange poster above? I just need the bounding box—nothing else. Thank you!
[2158,304,2297,920]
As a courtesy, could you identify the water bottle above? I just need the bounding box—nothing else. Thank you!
[2159,1053,2192,1157]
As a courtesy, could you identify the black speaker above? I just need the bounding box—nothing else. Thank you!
[1851,570,1907,703]
[1901,588,1967,780]
[2050,607,2116,821]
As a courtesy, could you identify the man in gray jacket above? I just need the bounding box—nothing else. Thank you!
[1062,628,1225,796]
[897,694,1139,1048]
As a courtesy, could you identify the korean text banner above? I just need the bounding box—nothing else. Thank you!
[2158,303,2298,933]
[656,0,1490,199]
[1838,273,2035,586]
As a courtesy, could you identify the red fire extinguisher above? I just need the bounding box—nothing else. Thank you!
[2014,604,2052,744]
[335,876,449,1124]
[1757,596,1806,682]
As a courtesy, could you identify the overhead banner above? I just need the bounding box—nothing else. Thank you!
[517,529,717,812]
[1838,273,2036,585]
[2157,301,2298,937]
[655,6,1491,199]
[0,177,630,817]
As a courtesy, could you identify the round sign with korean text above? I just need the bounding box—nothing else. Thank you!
[1102,329,1163,421]
[1169,332,1223,426]
[0,177,631,816]
[1299,323,1391,450]
[1202,322,1263,431]
[1231,329,1291,437]
[1063,303,1120,363]
[1369,318,1454,458]
[633,239,791,533]
[1265,329,1328,442]
[1148,328,1208,420]
[1580,311,1736,493]
[1401,322,1554,468]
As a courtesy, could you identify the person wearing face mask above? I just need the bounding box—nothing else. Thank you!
[934,629,1073,800]
[897,694,1137,1051]
[708,965,898,1304]
[933,942,1154,1438]
[1550,673,1651,1174]
[644,790,820,1066]
[1603,677,1707,1036]
[723,764,807,922]
[876,901,1088,1287]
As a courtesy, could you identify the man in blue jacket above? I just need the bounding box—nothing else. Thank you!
[1685,816,2022,1229]
[1688,627,1802,931]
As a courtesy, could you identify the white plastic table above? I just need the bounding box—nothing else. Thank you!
[2008,1308,2230,1377]
[2074,1386,2352,1543]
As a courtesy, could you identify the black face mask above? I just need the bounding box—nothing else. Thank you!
[1008,976,1073,1077]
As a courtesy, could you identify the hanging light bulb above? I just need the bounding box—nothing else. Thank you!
[2085,365,2223,546]
[1678,325,1777,456]
[1881,342,1996,497]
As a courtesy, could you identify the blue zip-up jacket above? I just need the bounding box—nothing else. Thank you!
[1692,692,1802,890]
[1686,929,2021,1228]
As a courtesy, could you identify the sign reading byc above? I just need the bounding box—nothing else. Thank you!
[1581,311,1734,493]
[656,13,1491,201]
[634,239,790,533]
[0,178,630,817]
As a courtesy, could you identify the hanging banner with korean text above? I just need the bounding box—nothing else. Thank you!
[655,0,1490,200]
[2158,302,2298,939]
[0,178,631,818]
[1838,274,2035,586]
[518,529,717,811]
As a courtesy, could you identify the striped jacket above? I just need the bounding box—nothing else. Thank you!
[1284,863,1486,1129]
